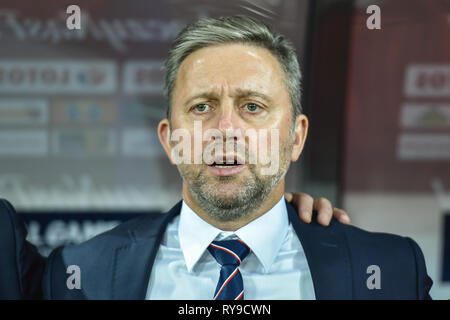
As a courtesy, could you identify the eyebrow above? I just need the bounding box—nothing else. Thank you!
[184,92,220,107]
[184,89,274,106]
[231,89,274,105]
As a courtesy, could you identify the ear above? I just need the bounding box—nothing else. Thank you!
[158,118,175,165]
[290,114,309,162]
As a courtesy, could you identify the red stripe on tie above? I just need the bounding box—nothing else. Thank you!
[213,267,239,300]
[236,239,251,252]
[209,243,241,264]
[235,290,244,300]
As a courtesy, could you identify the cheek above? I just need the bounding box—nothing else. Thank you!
[263,113,292,146]
[178,163,203,180]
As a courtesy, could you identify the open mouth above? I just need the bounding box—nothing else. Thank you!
[208,159,241,168]
[206,155,246,176]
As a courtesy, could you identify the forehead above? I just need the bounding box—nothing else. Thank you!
[174,43,287,97]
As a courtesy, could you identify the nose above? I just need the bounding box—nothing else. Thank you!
[217,99,239,132]
[215,102,246,147]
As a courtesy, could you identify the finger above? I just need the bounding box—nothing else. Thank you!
[296,193,313,223]
[333,208,351,224]
[284,192,293,203]
[314,197,333,226]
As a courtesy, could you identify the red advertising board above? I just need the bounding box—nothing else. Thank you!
[343,0,450,192]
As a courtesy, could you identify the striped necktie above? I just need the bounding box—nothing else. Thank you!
[207,239,251,300]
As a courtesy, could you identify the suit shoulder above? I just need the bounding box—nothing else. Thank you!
[43,212,168,298]
[44,213,164,279]
[310,219,423,278]
[336,221,409,244]
[0,198,16,236]
[0,198,29,256]
[331,221,420,259]
[0,198,14,213]
[308,214,411,246]
[59,212,166,256]
[0,198,21,230]
[329,220,432,298]
[98,212,166,239]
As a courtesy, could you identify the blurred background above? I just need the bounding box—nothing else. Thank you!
[0,0,449,299]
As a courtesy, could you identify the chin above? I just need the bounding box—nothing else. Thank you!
[210,188,242,202]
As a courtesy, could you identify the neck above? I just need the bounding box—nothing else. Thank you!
[182,181,285,231]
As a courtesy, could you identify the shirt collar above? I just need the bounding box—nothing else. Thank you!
[178,201,222,272]
[178,196,289,273]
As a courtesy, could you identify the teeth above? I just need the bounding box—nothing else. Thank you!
[215,165,236,168]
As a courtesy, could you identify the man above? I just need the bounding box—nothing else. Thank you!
[42,15,432,299]
[0,21,347,301]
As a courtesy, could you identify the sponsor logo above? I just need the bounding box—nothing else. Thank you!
[51,129,116,156]
[0,130,48,156]
[397,133,450,160]
[52,98,116,124]
[122,60,165,95]
[0,60,117,94]
[404,64,450,97]
[121,127,164,157]
[0,98,48,125]
[119,98,166,124]
[400,103,450,129]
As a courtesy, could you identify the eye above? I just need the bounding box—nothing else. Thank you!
[193,103,211,113]
[244,103,262,113]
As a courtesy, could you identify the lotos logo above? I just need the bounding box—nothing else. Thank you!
[76,67,106,86]
[0,60,116,94]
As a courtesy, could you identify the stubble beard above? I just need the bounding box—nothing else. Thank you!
[177,142,293,223]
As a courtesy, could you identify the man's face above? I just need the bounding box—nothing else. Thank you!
[159,43,307,221]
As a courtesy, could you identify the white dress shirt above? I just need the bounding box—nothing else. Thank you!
[146,196,316,299]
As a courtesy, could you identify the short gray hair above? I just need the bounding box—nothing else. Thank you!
[164,15,302,122]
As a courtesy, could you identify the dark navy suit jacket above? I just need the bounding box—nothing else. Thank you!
[0,199,45,299]
[42,200,433,299]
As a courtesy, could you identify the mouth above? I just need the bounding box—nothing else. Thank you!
[207,154,245,166]
[207,155,246,176]
[208,160,241,168]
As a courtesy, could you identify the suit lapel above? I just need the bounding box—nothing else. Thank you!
[286,201,353,299]
[111,201,182,299]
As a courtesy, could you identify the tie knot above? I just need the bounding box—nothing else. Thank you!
[208,239,250,267]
